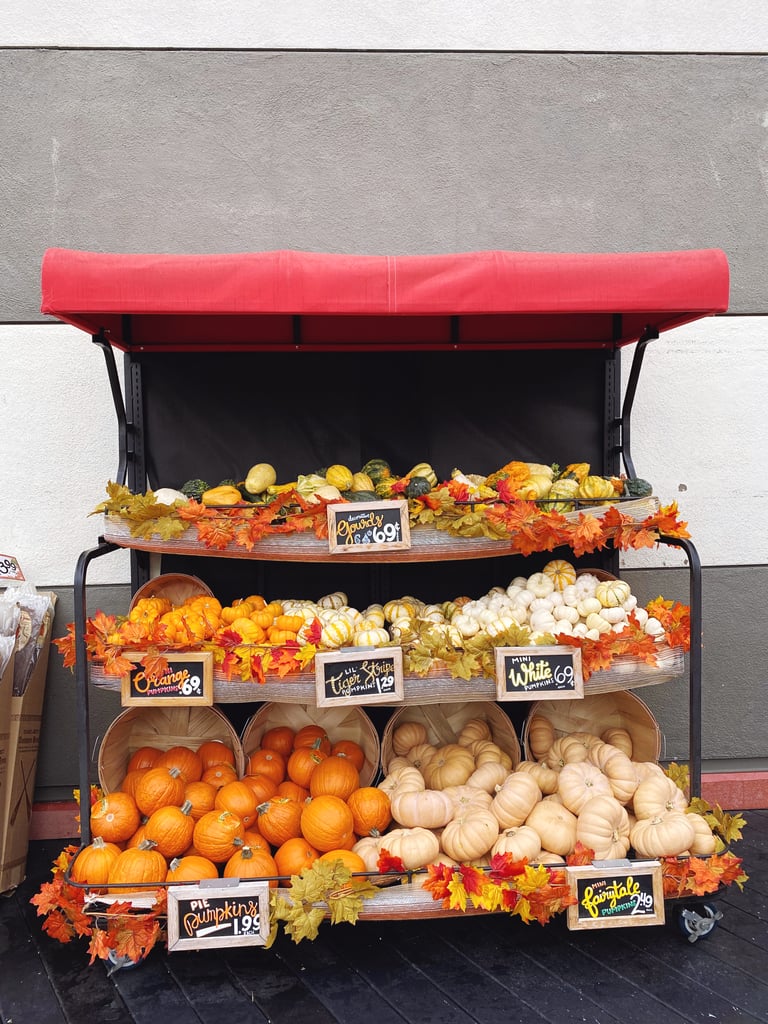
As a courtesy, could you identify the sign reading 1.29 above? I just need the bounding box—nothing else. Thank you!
[327,500,411,553]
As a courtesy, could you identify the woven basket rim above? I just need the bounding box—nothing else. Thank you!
[129,572,214,611]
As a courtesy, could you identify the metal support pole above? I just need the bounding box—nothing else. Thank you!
[620,326,658,479]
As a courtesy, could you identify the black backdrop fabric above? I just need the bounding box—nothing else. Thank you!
[138,347,611,608]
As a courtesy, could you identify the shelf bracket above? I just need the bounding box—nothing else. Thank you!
[620,325,659,479]
[92,331,130,486]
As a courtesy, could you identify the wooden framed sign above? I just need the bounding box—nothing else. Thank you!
[566,861,665,930]
[315,647,404,707]
[167,881,270,950]
[494,645,583,701]
[120,651,213,706]
[327,500,410,553]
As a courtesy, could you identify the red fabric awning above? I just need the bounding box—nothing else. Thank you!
[40,247,729,352]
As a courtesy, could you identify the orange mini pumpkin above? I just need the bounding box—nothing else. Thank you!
[293,725,331,754]
[273,836,319,881]
[134,766,186,817]
[201,764,239,790]
[286,746,327,788]
[245,748,286,785]
[256,797,303,846]
[90,792,141,844]
[197,740,236,772]
[260,725,295,758]
[223,845,280,886]
[309,755,360,801]
[70,836,122,888]
[126,745,162,772]
[214,780,259,828]
[184,780,218,821]
[119,768,149,802]
[276,780,310,803]
[107,840,167,892]
[143,800,196,859]
[347,787,392,837]
[165,854,219,883]
[193,809,246,864]
[241,773,279,804]
[331,739,366,772]
[154,745,203,783]
[300,795,355,852]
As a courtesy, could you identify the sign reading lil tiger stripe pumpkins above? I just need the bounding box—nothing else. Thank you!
[494,645,583,701]
[120,651,213,706]
[314,647,404,707]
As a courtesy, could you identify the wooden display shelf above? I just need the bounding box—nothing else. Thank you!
[88,644,684,705]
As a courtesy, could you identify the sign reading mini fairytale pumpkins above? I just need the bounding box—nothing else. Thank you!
[494,646,583,701]
[314,647,404,706]
[565,861,665,930]
[327,500,410,553]
[120,651,213,706]
[167,881,270,950]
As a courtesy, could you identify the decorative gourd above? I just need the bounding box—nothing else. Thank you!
[256,797,304,846]
[441,808,500,862]
[244,463,277,495]
[557,762,613,815]
[134,766,186,816]
[144,800,196,859]
[90,792,141,844]
[300,795,355,852]
[541,559,577,591]
[515,760,559,796]
[408,462,438,488]
[623,477,653,498]
[600,727,633,758]
[491,825,542,862]
[201,484,243,506]
[491,773,542,828]
[545,736,590,772]
[527,716,556,761]
[404,476,432,498]
[686,812,717,856]
[309,755,360,801]
[391,788,455,829]
[380,827,440,870]
[422,744,476,790]
[576,795,631,860]
[325,464,354,491]
[360,458,392,484]
[69,836,123,887]
[320,617,354,648]
[524,799,577,856]
[542,478,580,511]
[391,720,429,756]
[457,717,492,746]
[466,761,509,794]
[353,626,391,647]
[577,475,616,501]
[165,854,219,883]
[107,840,168,893]
[630,811,696,858]
[223,845,280,886]
[595,579,632,608]
[350,471,375,492]
[631,775,688,819]
[193,810,246,863]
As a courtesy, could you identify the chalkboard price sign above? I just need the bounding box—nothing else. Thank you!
[494,645,584,702]
[315,647,404,707]
[566,861,665,930]
[121,651,213,707]
[167,881,270,950]
[327,500,410,553]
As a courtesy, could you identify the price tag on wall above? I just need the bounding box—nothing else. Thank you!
[0,553,25,582]
[327,500,410,553]
[121,651,213,706]
[494,646,583,701]
[167,881,271,950]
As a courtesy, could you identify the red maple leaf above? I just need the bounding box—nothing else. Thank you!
[567,841,595,866]
[488,852,527,882]
[303,617,323,645]
[269,644,302,678]
[377,850,406,875]
[458,864,487,896]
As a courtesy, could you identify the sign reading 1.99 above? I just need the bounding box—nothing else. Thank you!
[167,882,270,950]
[121,651,213,706]
[327,500,410,553]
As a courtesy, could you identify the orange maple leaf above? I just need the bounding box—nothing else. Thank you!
[101,646,136,677]
[88,928,113,964]
[651,502,691,539]
[53,624,77,669]
[269,644,303,678]
[195,517,236,550]
[570,514,607,557]
[567,841,595,866]
[140,650,171,681]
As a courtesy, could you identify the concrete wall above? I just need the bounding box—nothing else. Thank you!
[1,9,766,796]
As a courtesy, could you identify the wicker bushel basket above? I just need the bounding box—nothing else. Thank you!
[381,701,521,775]
[521,690,662,764]
[129,572,213,611]
[98,705,245,792]
[240,703,381,788]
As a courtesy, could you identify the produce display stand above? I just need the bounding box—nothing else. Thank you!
[40,245,731,944]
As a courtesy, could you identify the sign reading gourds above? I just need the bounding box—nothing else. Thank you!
[314,647,404,707]
[121,651,213,707]
[494,645,583,701]
[167,881,270,950]
[327,500,410,553]
[565,861,665,930]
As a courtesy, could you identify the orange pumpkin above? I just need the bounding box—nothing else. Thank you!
[154,745,203,783]
[193,810,245,863]
[300,795,355,852]
[134,766,186,817]
[318,848,367,875]
[260,725,295,758]
[245,749,286,785]
[241,773,279,804]
[293,725,331,754]
[214,781,259,828]
[266,627,298,644]
[331,740,366,772]
[119,768,149,802]
[274,614,305,633]
[184,780,218,821]
[201,764,239,790]
[107,840,168,893]
[276,780,310,803]
[197,740,236,772]
[256,797,304,846]
[273,836,319,880]
[165,854,219,883]
[144,801,196,859]
[70,836,122,888]
[250,607,276,629]
[287,746,328,788]
[126,745,162,772]
[223,846,280,886]
[347,787,392,837]
[90,792,141,844]
[125,822,150,849]
[309,755,360,801]
[242,828,271,852]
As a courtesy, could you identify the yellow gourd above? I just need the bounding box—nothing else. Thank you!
[577,476,616,501]
[244,463,277,495]
[201,485,242,506]
[325,465,354,491]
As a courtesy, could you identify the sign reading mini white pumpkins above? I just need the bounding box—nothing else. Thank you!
[327,500,410,553]
[494,645,583,701]
[167,881,270,950]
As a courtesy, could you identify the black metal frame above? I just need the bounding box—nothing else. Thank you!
[73,321,705,842]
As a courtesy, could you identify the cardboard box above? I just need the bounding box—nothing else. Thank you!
[0,648,15,837]
[0,594,56,892]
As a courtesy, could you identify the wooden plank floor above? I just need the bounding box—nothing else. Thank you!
[2,811,767,1024]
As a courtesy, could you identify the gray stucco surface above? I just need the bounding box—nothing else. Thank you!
[2,50,768,318]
